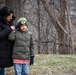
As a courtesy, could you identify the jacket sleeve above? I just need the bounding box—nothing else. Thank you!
[30,34,35,56]
[0,23,12,39]
[8,30,16,41]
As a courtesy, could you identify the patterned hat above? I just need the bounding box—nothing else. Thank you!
[15,17,28,28]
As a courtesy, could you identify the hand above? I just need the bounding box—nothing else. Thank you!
[30,56,34,65]
[10,26,15,30]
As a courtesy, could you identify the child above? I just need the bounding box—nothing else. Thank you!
[8,17,35,75]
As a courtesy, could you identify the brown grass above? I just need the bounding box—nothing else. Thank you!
[6,54,76,75]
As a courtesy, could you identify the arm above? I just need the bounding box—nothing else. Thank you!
[0,23,12,39]
[8,30,16,41]
[30,35,35,65]
[30,35,35,56]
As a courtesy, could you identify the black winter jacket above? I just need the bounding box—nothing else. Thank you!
[0,16,15,68]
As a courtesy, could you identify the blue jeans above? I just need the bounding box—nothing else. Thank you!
[14,63,29,75]
[0,68,5,75]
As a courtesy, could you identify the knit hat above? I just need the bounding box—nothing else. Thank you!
[15,17,28,28]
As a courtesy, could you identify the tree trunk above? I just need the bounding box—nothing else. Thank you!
[37,0,41,54]
[66,5,74,54]
[0,0,5,8]
[58,0,67,54]
[45,23,49,54]
[41,0,68,54]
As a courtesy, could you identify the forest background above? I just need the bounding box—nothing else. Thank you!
[0,0,76,54]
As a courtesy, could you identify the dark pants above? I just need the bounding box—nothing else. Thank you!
[0,68,5,75]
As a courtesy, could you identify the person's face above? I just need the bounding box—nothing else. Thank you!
[6,14,13,22]
[20,24,27,31]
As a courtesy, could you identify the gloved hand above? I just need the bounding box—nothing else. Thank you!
[30,56,34,65]
[15,24,20,29]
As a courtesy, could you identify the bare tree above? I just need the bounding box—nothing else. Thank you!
[40,0,73,54]
[5,0,74,54]
[37,0,41,54]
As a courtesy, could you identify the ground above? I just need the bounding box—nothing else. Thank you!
[6,54,76,75]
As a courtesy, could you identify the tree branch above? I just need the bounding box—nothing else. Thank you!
[40,0,70,37]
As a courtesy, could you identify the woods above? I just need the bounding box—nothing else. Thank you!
[0,0,76,54]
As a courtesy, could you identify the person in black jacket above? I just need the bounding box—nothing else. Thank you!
[0,6,15,75]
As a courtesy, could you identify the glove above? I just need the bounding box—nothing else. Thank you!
[30,56,34,65]
[15,24,20,29]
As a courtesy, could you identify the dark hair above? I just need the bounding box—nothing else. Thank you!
[0,6,14,17]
